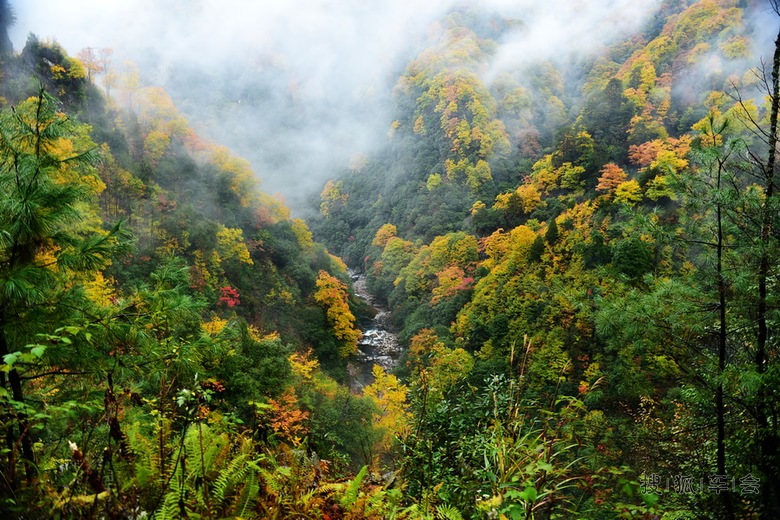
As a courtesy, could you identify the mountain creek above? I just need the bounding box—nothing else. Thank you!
[347,270,403,392]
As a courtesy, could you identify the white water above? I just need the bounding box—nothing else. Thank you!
[347,270,403,391]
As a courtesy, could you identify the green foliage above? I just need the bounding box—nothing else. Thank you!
[0,89,131,496]
[0,42,406,517]
[133,421,263,520]
[2,2,779,518]
[340,464,368,509]
[213,322,292,421]
[544,217,559,245]
[611,236,654,281]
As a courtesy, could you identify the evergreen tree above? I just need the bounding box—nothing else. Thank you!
[0,0,13,56]
[0,90,126,489]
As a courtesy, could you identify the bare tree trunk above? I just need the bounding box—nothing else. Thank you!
[715,149,735,518]
[756,13,780,519]
[0,311,35,485]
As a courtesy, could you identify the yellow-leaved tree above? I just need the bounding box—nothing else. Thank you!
[407,329,474,404]
[216,225,253,265]
[372,223,398,248]
[363,365,410,459]
[314,271,361,357]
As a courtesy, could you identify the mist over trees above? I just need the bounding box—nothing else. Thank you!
[0,0,779,518]
[8,0,672,213]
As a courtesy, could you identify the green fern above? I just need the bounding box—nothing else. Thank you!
[398,503,432,520]
[155,452,187,520]
[235,461,261,518]
[126,424,155,488]
[184,422,230,481]
[133,424,267,519]
[211,453,248,506]
[340,464,368,509]
[211,453,262,514]
[258,465,286,497]
[435,504,463,520]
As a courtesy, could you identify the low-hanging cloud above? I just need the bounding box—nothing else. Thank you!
[19,0,771,214]
[484,0,661,77]
[10,0,455,211]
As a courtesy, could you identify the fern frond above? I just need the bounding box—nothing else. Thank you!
[156,462,186,520]
[399,503,431,520]
[212,453,249,507]
[435,504,464,520]
[340,464,368,509]
[259,466,287,497]
[313,481,345,496]
[236,463,261,519]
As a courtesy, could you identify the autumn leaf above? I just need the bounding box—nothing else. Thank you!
[314,271,361,357]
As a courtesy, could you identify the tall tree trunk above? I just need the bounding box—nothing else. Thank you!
[0,311,35,485]
[756,17,780,520]
[716,151,735,518]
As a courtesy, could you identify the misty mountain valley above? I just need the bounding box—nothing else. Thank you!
[1,0,780,518]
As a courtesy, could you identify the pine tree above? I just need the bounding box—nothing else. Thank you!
[0,0,13,56]
[753,8,780,515]
[0,90,126,488]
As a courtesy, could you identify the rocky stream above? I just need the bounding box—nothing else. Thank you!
[347,270,403,392]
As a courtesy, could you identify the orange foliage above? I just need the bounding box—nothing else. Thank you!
[431,264,473,305]
[267,388,310,446]
[596,163,628,194]
[628,136,691,174]
[372,224,398,248]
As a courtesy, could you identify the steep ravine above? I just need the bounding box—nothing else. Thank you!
[347,270,403,392]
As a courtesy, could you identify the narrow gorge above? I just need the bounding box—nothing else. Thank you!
[347,270,402,391]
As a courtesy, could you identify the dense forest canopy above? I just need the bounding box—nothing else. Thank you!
[1,0,780,518]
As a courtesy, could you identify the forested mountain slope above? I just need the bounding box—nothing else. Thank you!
[0,0,779,518]
[0,13,404,518]
[310,0,780,518]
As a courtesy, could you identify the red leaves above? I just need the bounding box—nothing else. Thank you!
[218,285,240,307]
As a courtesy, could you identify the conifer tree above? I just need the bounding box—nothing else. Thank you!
[753,6,780,514]
[0,0,13,56]
[0,89,126,487]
